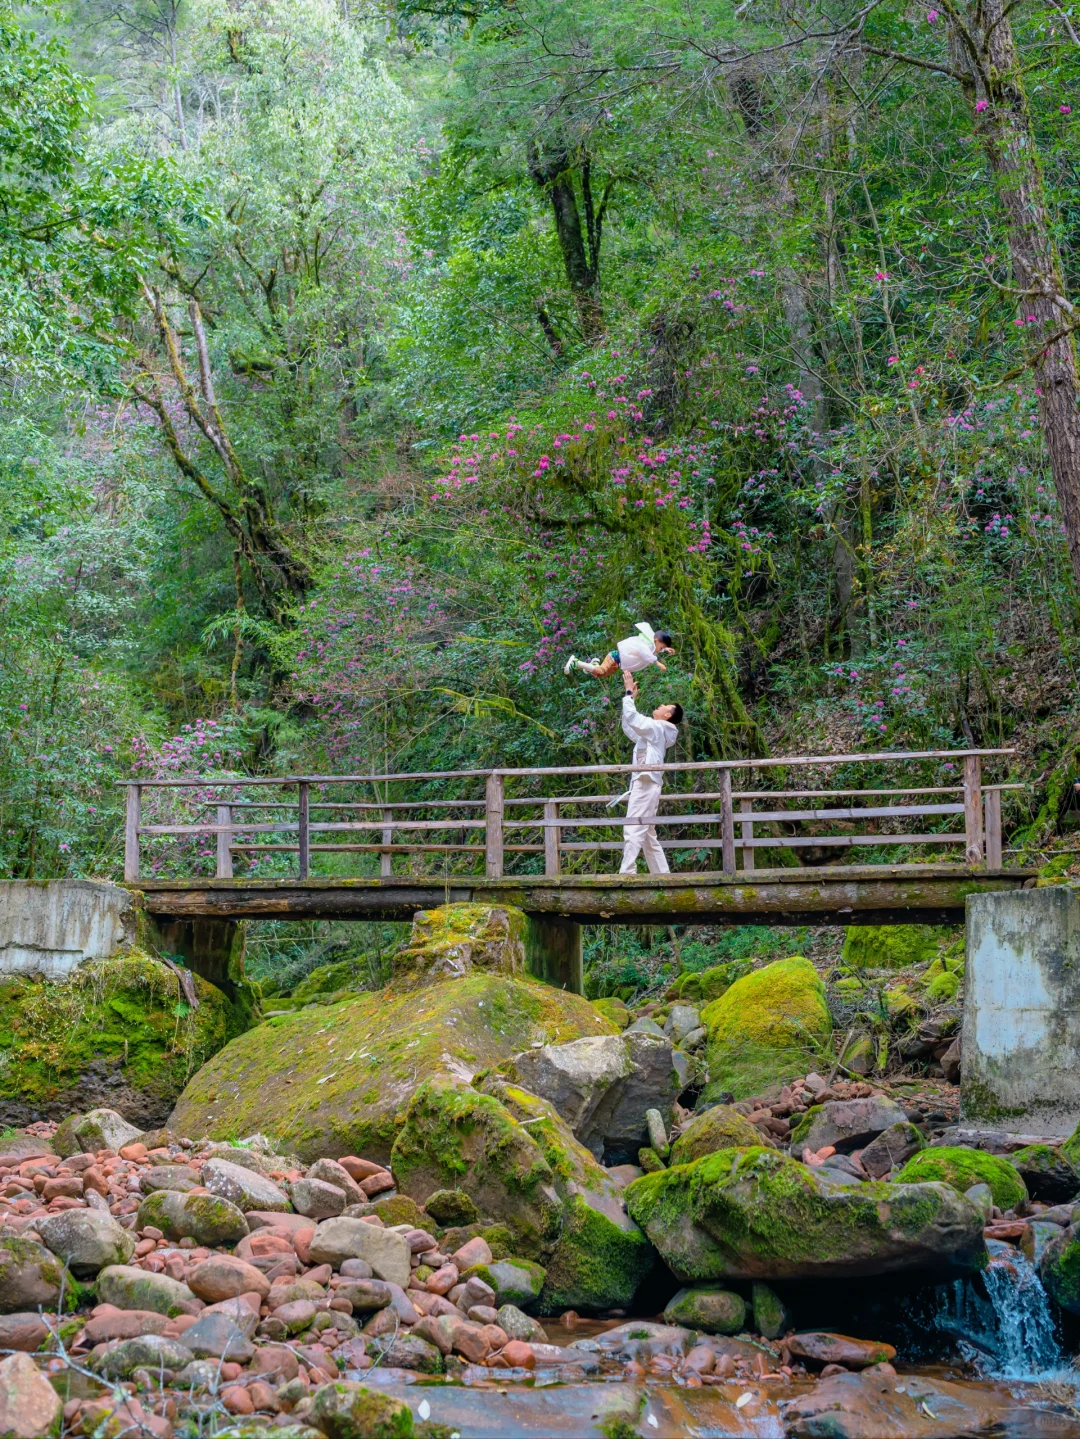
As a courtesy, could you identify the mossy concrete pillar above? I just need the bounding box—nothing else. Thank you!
[963,885,1080,1135]
[524,914,583,994]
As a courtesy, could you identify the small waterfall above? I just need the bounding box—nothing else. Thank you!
[935,1251,1066,1380]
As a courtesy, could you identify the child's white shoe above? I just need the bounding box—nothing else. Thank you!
[563,655,578,675]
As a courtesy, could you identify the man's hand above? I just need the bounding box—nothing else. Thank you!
[622,669,638,699]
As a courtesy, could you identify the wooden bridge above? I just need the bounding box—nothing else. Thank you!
[123,746,1034,939]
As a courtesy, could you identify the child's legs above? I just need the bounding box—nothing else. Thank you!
[579,653,620,678]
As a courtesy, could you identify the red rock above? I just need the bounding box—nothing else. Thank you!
[306,1263,333,1286]
[784,1332,897,1368]
[186,1255,271,1303]
[294,1228,315,1266]
[426,1264,459,1296]
[236,1231,294,1261]
[244,1211,317,1234]
[985,1221,1029,1241]
[358,1171,395,1197]
[502,1340,535,1369]
[247,1381,279,1413]
[683,1345,715,1374]
[0,1352,63,1437]
[221,1387,253,1415]
[337,1158,385,1181]
[42,1177,83,1201]
[452,1237,492,1269]
[119,1145,148,1163]
[219,1363,243,1382]
[477,1323,508,1350]
[84,1312,170,1344]
[249,1346,299,1381]
[0,1315,49,1353]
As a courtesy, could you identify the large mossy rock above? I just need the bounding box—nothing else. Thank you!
[669,1105,764,1166]
[896,1147,1027,1211]
[1039,1224,1080,1313]
[700,957,831,1102]
[170,905,615,1163]
[625,1146,985,1282]
[391,1074,653,1313]
[0,952,254,1129]
[841,925,957,971]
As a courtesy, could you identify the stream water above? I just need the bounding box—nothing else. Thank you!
[935,1250,1069,1380]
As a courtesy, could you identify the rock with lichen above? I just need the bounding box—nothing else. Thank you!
[389,1072,653,1312]
[625,1145,985,1282]
[170,905,616,1163]
[896,1146,1026,1211]
[699,956,832,1103]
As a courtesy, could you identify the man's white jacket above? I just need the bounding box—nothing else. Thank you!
[620,694,678,785]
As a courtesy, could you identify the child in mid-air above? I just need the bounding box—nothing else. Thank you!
[564,623,675,696]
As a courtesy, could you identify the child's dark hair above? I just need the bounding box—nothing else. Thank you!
[656,630,674,647]
[668,703,684,725]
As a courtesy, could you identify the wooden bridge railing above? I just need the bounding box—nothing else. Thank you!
[120,747,1020,883]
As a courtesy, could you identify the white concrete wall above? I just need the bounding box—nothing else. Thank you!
[0,881,139,978]
[963,885,1080,1136]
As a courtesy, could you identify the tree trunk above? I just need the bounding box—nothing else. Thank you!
[528,143,605,344]
[971,0,1080,588]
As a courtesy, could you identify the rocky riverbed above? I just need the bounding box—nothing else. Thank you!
[3,904,1080,1438]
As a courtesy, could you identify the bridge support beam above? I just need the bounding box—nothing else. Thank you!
[524,913,583,995]
[146,914,248,1004]
[963,886,1080,1136]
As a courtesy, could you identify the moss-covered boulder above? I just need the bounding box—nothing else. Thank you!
[0,952,254,1129]
[390,1076,563,1254]
[0,1237,65,1314]
[625,1146,985,1282]
[1061,1118,1080,1173]
[590,998,630,1030]
[310,1380,414,1439]
[1011,1145,1080,1204]
[391,1074,653,1312]
[460,1258,546,1309]
[663,1284,746,1333]
[841,926,958,971]
[171,906,614,1163]
[671,961,751,1007]
[393,905,527,987]
[669,1105,764,1166]
[700,957,831,1102]
[1039,1225,1080,1314]
[896,1147,1027,1211]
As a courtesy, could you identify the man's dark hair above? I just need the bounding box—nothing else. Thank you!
[656,630,674,647]
[667,703,684,725]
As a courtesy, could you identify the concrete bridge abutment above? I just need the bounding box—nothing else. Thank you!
[963,884,1080,1136]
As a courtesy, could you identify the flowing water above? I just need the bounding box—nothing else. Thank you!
[935,1250,1068,1380]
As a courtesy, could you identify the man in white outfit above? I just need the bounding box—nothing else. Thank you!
[617,675,683,874]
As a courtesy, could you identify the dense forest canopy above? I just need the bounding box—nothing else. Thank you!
[5,0,1080,883]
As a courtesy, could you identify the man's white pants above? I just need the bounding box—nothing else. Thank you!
[620,776,670,874]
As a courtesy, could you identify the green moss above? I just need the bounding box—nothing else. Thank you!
[170,953,614,1162]
[669,1105,763,1166]
[0,951,248,1114]
[700,957,831,1101]
[625,1146,972,1281]
[673,960,752,1006]
[841,925,958,971]
[1040,1231,1080,1314]
[924,971,961,1003]
[537,1193,654,1314]
[897,1147,1027,1210]
[390,1076,561,1256]
[590,998,630,1030]
[637,1147,666,1173]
